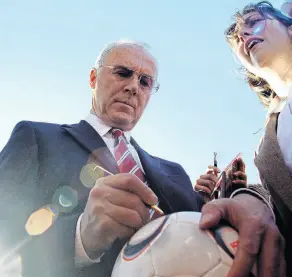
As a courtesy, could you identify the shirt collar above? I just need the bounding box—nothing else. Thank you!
[84,112,131,142]
[267,96,287,117]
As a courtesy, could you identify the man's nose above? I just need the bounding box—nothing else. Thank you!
[124,75,139,95]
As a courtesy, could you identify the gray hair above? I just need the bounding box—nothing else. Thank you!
[94,39,158,76]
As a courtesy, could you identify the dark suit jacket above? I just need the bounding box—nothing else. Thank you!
[254,113,292,275]
[0,120,204,277]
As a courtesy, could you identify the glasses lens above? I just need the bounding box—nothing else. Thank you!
[252,20,266,36]
[140,75,153,89]
[113,66,133,78]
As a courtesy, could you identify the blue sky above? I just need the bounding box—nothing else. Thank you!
[0,0,283,186]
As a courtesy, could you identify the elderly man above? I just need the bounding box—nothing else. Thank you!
[0,40,205,277]
[0,40,284,277]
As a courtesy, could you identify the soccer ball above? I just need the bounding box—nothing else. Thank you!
[111,211,241,277]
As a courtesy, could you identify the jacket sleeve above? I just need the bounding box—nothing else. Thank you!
[230,182,275,221]
[0,121,80,277]
[0,121,126,277]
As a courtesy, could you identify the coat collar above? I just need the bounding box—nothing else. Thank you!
[255,113,292,217]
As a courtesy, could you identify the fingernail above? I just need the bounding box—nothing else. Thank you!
[199,213,215,226]
[152,193,158,202]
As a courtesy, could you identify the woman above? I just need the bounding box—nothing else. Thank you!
[197,1,292,274]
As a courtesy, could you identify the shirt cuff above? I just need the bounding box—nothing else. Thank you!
[230,188,275,221]
[75,213,105,267]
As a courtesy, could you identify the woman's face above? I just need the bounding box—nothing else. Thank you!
[229,11,292,79]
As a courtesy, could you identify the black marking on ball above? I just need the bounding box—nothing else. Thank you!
[123,215,169,258]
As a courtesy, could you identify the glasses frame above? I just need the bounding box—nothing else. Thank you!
[100,65,160,94]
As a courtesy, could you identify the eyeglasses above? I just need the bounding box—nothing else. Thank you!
[102,65,160,94]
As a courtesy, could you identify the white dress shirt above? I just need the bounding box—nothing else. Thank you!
[277,90,292,174]
[75,113,145,267]
[261,87,292,174]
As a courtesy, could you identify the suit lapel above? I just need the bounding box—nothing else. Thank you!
[61,120,119,175]
[131,138,199,213]
[130,138,171,206]
[255,113,292,214]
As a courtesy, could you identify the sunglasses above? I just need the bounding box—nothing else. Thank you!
[103,65,160,93]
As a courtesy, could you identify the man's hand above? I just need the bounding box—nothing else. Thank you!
[199,194,286,277]
[80,173,158,259]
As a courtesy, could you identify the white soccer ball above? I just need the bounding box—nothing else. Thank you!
[111,211,242,277]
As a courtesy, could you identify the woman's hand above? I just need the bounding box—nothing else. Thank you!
[194,158,247,202]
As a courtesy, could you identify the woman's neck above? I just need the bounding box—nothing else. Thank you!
[263,58,292,98]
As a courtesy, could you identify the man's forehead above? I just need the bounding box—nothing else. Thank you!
[103,46,157,76]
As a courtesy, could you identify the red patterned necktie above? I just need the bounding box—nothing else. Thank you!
[111,128,161,220]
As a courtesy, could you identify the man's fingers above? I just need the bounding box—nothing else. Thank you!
[104,186,150,224]
[199,200,226,229]
[96,174,158,205]
[104,199,144,229]
[228,219,264,277]
[96,212,135,241]
[279,244,287,277]
[257,226,285,277]
[199,199,260,277]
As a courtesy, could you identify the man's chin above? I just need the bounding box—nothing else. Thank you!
[109,113,135,131]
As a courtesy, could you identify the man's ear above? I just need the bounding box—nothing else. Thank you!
[281,2,292,18]
[89,68,97,89]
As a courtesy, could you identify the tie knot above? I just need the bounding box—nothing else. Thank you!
[111,128,124,139]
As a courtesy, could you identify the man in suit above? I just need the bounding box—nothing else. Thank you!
[0,40,206,277]
[0,39,284,277]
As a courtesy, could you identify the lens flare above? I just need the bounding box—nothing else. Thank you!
[52,186,78,213]
[25,205,59,236]
[80,163,106,188]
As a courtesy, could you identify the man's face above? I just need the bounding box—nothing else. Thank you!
[90,46,157,131]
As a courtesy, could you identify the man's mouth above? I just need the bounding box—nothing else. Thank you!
[116,101,135,109]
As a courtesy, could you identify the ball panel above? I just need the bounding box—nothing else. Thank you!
[216,226,238,257]
[162,274,200,277]
[202,262,230,277]
[151,222,221,276]
[217,246,233,267]
[111,212,238,277]
[207,225,238,266]
[176,211,202,224]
